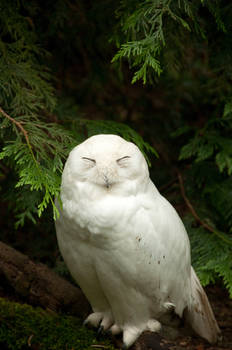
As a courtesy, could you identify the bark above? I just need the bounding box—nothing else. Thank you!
[0,240,90,317]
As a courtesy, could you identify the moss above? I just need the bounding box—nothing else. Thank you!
[0,298,117,350]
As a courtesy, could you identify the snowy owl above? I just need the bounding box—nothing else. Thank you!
[55,134,220,348]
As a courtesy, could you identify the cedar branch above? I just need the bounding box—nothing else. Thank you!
[0,106,57,218]
[0,106,31,149]
[0,105,40,176]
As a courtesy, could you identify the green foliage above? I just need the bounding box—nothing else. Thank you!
[0,3,56,115]
[1,0,232,298]
[184,215,232,297]
[178,161,232,296]
[113,1,231,83]
[0,1,156,226]
[0,0,67,223]
[179,116,232,176]
[112,0,201,83]
[0,297,116,349]
[0,111,76,223]
[174,110,232,288]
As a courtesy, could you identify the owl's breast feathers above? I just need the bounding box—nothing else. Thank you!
[61,180,145,237]
[60,178,189,257]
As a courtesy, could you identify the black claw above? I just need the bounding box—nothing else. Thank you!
[83,319,88,327]
[96,325,104,339]
[98,325,104,334]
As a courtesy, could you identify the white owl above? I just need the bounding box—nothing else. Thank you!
[55,134,220,348]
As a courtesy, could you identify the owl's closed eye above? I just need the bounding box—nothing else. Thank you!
[81,157,96,167]
[116,156,130,167]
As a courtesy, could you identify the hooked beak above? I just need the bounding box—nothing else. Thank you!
[103,174,110,189]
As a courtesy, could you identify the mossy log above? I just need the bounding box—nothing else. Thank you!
[0,297,114,350]
[0,240,90,317]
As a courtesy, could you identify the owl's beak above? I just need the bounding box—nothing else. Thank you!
[103,174,110,189]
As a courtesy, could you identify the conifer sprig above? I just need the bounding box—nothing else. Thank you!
[112,0,193,83]
[0,106,75,221]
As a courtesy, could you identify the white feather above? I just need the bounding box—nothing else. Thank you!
[55,134,220,348]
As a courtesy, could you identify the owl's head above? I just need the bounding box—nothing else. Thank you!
[62,134,149,194]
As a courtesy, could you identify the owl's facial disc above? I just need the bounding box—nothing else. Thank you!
[81,154,132,189]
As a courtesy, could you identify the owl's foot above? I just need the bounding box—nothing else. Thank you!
[83,311,114,332]
[83,312,102,328]
[121,319,161,349]
[146,319,161,332]
[109,323,122,335]
[163,302,175,312]
[122,326,143,349]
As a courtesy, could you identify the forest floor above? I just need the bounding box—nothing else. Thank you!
[1,282,231,350]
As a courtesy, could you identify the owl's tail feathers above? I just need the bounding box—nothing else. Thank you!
[184,267,221,344]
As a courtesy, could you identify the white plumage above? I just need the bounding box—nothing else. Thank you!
[55,134,220,348]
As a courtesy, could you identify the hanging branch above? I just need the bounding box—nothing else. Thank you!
[177,171,232,245]
[0,106,31,148]
[0,106,39,168]
[0,106,59,219]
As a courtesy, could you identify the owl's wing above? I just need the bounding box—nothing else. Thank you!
[136,181,192,316]
[142,181,220,343]
[184,267,221,343]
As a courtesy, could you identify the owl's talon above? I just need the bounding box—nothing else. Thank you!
[99,312,114,332]
[109,324,122,335]
[146,319,161,333]
[83,319,91,327]
[83,312,102,329]
[164,302,175,312]
[97,325,104,335]
[122,327,142,349]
